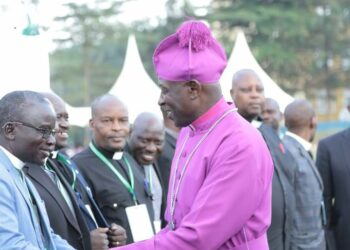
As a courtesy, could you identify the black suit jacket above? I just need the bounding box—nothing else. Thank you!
[316,128,350,250]
[157,130,177,196]
[23,162,91,250]
[136,162,167,228]
[72,146,154,244]
[259,124,295,250]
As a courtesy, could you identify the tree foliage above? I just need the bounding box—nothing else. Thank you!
[206,0,350,95]
[50,0,128,106]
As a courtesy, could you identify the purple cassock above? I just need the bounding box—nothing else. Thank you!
[116,98,274,250]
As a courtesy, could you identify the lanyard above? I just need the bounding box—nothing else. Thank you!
[146,166,153,194]
[169,108,237,230]
[56,153,77,190]
[89,142,137,204]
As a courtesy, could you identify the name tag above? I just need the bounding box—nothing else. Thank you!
[153,220,161,234]
[125,204,154,242]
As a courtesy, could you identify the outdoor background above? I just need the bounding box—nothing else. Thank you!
[1,0,349,147]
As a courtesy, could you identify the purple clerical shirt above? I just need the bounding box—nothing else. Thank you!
[116,98,273,250]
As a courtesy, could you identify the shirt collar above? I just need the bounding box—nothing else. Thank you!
[190,97,233,131]
[0,145,25,170]
[51,150,59,159]
[91,140,123,160]
[285,131,312,151]
[251,120,262,128]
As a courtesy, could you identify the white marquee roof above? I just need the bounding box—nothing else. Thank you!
[109,35,162,123]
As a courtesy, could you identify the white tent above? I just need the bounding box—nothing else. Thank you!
[220,30,293,111]
[0,2,91,127]
[109,34,162,123]
[0,29,51,98]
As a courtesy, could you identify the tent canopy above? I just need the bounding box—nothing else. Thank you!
[109,35,162,123]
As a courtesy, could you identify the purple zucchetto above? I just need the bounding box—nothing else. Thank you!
[153,20,227,84]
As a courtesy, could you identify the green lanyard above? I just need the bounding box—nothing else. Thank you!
[147,167,153,194]
[56,153,77,190]
[89,142,137,204]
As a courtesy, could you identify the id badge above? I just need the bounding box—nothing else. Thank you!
[153,220,161,234]
[125,204,154,242]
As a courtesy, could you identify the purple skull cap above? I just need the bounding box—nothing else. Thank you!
[153,20,227,84]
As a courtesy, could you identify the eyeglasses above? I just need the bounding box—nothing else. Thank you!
[12,121,57,140]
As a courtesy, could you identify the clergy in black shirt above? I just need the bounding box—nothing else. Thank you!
[71,94,154,244]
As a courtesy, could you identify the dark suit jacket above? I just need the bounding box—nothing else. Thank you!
[259,124,295,250]
[157,130,177,196]
[72,146,154,244]
[23,162,91,250]
[136,162,167,228]
[124,144,167,228]
[316,128,350,250]
[283,134,325,250]
[51,153,108,229]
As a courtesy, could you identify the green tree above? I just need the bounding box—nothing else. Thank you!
[50,0,128,106]
[206,0,350,96]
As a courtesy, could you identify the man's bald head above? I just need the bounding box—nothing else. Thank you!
[230,69,265,122]
[41,92,70,150]
[261,98,282,132]
[231,69,262,89]
[89,94,129,152]
[129,112,165,166]
[132,112,164,134]
[41,92,65,110]
[91,94,127,118]
[284,99,317,141]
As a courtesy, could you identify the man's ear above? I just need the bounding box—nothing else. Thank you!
[185,80,201,100]
[89,118,94,129]
[310,116,317,130]
[3,123,16,140]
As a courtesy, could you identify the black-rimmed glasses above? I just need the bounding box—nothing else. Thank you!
[11,121,56,140]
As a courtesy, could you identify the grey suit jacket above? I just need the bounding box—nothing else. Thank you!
[0,148,74,250]
[283,135,325,250]
[259,124,296,250]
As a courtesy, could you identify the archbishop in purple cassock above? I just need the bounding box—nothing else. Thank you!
[116,20,273,250]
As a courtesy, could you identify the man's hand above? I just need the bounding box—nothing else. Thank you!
[108,223,127,247]
[90,227,109,250]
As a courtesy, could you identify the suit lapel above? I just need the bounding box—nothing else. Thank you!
[25,177,52,248]
[8,165,41,229]
[291,137,324,190]
[25,164,81,233]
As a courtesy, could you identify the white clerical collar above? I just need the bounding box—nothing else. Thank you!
[0,145,25,170]
[51,150,59,159]
[251,120,262,128]
[113,151,123,160]
[285,131,312,151]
